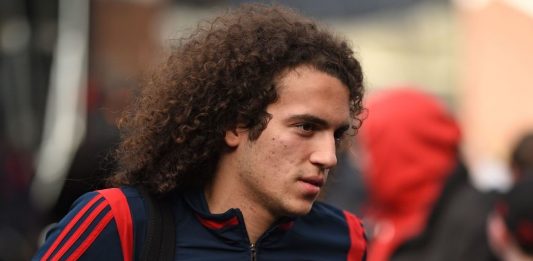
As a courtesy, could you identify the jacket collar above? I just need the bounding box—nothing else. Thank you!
[183,188,295,244]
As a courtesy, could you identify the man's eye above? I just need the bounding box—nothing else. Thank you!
[334,132,344,143]
[297,123,316,133]
[334,129,349,143]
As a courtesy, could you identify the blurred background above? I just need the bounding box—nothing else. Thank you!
[1,0,533,259]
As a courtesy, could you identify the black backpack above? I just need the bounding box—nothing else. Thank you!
[138,188,176,261]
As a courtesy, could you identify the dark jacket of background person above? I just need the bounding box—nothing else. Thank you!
[393,161,498,261]
[357,88,497,261]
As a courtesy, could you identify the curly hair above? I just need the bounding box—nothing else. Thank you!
[107,4,365,194]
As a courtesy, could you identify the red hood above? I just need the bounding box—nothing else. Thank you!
[356,88,461,261]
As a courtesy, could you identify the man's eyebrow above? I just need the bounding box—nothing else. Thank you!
[286,114,350,130]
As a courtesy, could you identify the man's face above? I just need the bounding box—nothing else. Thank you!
[228,65,351,218]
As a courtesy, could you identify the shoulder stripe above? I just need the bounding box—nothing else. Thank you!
[97,188,133,261]
[343,211,367,261]
[40,194,104,261]
[50,200,109,260]
[66,211,114,261]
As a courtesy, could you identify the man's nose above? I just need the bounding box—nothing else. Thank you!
[309,134,338,170]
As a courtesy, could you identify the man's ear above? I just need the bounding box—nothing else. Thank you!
[224,128,246,148]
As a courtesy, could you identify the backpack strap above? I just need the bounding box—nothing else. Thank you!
[96,187,176,261]
[138,188,176,261]
[97,188,134,261]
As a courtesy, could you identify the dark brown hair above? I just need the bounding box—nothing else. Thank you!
[108,4,365,194]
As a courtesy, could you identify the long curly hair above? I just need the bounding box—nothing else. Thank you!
[107,4,365,194]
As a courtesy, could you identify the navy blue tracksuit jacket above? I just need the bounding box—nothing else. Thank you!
[34,186,367,260]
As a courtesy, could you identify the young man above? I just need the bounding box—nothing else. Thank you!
[34,4,366,260]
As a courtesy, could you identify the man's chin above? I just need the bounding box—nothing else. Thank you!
[284,202,315,217]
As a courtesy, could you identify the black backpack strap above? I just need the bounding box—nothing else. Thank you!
[139,188,176,261]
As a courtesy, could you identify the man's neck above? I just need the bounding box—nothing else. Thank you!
[204,173,276,244]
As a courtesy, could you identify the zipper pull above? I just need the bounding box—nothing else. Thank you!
[250,243,257,261]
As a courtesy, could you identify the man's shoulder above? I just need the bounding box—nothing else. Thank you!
[34,188,134,260]
[294,201,365,239]
[282,202,366,260]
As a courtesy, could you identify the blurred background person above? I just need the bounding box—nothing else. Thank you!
[487,177,533,261]
[1,1,162,260]
[355,88,497,261]
[484,131,533,260]
[321,150,367,216]
[509,132,533,182]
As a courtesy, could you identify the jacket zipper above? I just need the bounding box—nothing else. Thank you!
[250,243,257,261]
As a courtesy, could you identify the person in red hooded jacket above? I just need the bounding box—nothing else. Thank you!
[356,88,497,261]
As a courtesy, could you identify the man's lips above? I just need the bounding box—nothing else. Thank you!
[299,176,324,188]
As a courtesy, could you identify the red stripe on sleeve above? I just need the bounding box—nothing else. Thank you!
[97,188,133,261]
[344,211,366,261]
[66,211,114,261]
[50,200,108,260]
[41,194,103,261]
